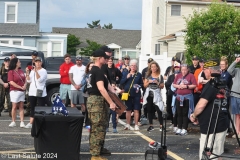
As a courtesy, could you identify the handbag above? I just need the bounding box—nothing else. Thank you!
[121,73,137,101]
[34,72,45,97]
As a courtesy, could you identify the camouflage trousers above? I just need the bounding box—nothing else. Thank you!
[87,95,109,156]
[0,85,11,112]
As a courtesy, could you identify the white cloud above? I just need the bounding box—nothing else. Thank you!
[40,0,142,31]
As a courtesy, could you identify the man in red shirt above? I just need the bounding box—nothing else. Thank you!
[59,54,74,104]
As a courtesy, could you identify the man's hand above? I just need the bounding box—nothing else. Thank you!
[190,113,198,124]
[127,73,132,78]
[110,102,117,111]
[235,57,240,63]
[3,83,9,88]
[74,85,80,90]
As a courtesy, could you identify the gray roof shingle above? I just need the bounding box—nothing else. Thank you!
[0,23,40,36]
[52,27,141,48]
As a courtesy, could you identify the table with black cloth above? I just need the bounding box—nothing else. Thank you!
[32,107,84,160]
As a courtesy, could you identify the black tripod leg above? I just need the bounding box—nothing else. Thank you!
[227,110,240,146]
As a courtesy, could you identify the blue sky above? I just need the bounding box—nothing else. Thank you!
[40,0,142,32]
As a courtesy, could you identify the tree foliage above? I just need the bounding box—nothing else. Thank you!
[102,23,113,29]
[80,40,102,56]
[67,34,81,56]
[87,20,113,29]
[184,2,240,64]
[87,20,101,29]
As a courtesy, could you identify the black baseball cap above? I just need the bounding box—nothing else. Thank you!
[32,51,38,56]
[172,56,176,61]
[76,55,82,61]
[148,58,154,63]
[199,59,205,63]
[92,49,110,59]
[192,56,199,60]
[4,57,10,61]
[100,45,112,53]
[35,57,42,62]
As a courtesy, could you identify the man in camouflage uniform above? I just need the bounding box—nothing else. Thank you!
[0,57,12,117]
[87,50,117,160]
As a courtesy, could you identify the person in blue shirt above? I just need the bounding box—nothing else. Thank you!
[220,56,232,89]
[120,59,143,131]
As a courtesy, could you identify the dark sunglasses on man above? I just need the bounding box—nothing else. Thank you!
[124,58,130,60]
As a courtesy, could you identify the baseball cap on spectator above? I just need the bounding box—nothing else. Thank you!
[100,45,112,53]
[192,56,199,60]
[172,56,177,61]
[174,60,181,68]
[124,55,130,59]
[148,58,154,63]
[92,49,110,59]
[76,55,82,61]
[35,57,42,62]
[32,51,38,56]
[4,57,10,61]
[199,59,205,63]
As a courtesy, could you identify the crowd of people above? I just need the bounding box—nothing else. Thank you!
[1,48,240,160]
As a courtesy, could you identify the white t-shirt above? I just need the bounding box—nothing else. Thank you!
[69,65,86,90]
[27,68,47,97]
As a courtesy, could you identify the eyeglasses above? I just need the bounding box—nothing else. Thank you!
[124,58,130,60]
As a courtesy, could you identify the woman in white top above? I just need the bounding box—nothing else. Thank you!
[25,57,47,128]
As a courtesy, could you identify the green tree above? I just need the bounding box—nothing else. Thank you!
[184,2,240,64]
[87,20,101,29]
[67,34,81,56]
[80,40,102,56]
[102,23,113,29]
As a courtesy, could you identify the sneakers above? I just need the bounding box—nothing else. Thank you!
[91,155,107,160]
[180,129,188,136]
[100,148,111,156]
[9,121,16,127]
[149,141,161,149]
[147,126,154,131]
[124,124,130,130]
[134,125,139,131]
[173,127,178,133]
[20,121,25,128]
[175,129,182,135]
[24,123,32,129]
[112,128,118,133]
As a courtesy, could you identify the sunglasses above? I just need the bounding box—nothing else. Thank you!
[124,58,130,60]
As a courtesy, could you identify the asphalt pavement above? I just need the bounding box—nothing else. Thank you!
[0,110,240,160]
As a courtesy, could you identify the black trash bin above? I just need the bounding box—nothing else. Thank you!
[32,107,84,160]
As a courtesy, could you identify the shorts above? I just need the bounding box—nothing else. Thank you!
[60,84,71,100]
[199,129,227,160]
[71,90,84,105]
[125,96,141,111]
[10,91,25,103]
[230,96,240,114]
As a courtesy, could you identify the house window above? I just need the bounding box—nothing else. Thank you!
[13,41,21,46]
[122,51,137,59]
[171,5,181,16]
[38,42,48,57]
[0,40,9,44]
[155,44,160,55]
[5,2,18,23]
[156,7,159,24]
[52,42,61,57]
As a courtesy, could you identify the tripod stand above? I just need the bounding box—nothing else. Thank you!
[144,112,168,160]
[201,93,240,160]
